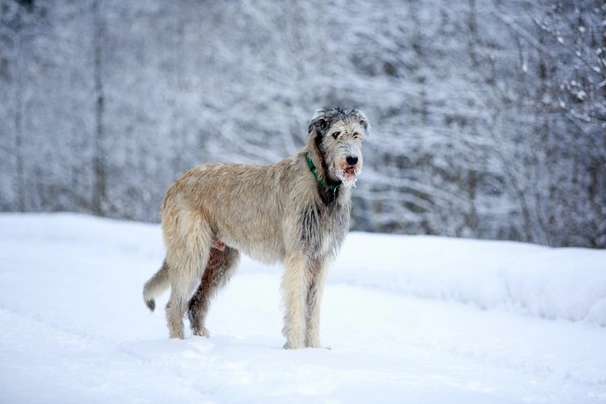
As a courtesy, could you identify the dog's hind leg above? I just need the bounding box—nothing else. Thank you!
[166,252,210,339]
[165,285,190,339]
[188,245,241,337]
[164,213,213,339]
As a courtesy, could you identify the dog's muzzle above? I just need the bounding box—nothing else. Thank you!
[339,155,362,187]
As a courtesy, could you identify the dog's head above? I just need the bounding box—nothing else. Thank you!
[308,107,370,188]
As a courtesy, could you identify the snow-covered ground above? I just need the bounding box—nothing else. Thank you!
[1,213,605,403]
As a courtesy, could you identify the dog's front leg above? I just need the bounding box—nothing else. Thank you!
[281,253,310,349]
[304,256,331,348]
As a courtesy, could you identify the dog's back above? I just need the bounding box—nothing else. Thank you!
[163,159,300,264]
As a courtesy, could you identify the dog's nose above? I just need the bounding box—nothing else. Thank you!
[346,156,358,166]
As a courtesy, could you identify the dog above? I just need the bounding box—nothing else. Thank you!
[143,107,369,349]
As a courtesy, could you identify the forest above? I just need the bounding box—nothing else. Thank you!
[1,0,604,248]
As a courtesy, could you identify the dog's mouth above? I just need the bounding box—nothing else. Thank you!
[338,165,361,187]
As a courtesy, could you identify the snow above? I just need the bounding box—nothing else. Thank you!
[1,213,605,403]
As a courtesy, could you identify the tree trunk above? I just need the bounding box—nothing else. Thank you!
[92,0,106,216]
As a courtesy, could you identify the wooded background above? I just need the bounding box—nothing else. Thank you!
[1,0,605,248]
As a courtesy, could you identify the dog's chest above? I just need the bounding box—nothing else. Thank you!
[300,204,349,258]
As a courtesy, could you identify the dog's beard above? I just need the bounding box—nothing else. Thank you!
[335,165,361,188]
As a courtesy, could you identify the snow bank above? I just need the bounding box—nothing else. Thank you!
[2,213,604,326]
[333,233,606,326]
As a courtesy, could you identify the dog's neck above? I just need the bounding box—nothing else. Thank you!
[304,152,341,205]
[305,152,340,191]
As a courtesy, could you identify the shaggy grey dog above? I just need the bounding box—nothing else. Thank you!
[143,107,369,349]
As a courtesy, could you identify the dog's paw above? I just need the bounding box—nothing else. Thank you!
[305,341,332,350]
[193,327,210,338]
[304,337,321,349]
[169,330,185,339]
[283,341,304,350]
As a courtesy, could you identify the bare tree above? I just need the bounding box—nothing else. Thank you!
[91,0,106,216]
[529,0,606,246]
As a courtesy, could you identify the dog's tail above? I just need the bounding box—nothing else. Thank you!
[143,259,170,312]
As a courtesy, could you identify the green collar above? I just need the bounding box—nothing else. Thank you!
[305,152,341,192]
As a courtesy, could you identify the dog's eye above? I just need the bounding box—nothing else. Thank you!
[353,132,360,139]
[332,131,341,139]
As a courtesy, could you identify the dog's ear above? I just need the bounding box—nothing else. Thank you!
[356,110,370,137]
[309,110,329,136]
[315,117,328,132]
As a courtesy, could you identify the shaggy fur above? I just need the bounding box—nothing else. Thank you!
[142,107,369,349]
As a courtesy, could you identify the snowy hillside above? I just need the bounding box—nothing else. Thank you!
[1,213,605,403]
